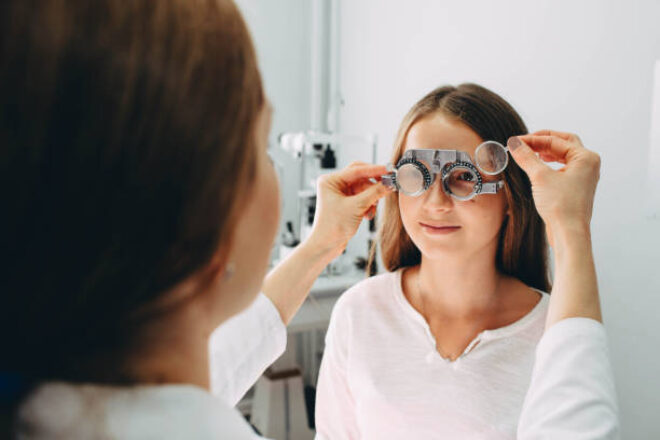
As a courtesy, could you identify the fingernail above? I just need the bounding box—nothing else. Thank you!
[508,136,521,151]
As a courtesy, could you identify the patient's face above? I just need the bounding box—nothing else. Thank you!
[398,113,508,261]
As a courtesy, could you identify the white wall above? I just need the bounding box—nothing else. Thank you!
[236,0,313,138]
[237,0,375,263]
[235,0,314,241]
[338,0,660,437]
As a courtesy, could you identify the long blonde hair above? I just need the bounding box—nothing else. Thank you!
[369,84,551,293]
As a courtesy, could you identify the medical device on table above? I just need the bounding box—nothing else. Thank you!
[278,131,378,275]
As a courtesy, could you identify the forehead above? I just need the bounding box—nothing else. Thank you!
[404,112,483,157]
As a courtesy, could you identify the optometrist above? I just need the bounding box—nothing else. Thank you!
[212,133,619,438]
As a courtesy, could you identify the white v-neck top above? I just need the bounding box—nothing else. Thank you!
[316,268,550,440]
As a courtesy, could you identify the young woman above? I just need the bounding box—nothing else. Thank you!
[316,84,562,439]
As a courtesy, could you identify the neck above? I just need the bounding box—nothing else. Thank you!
[123,298,215,390]
[416,246,504,318]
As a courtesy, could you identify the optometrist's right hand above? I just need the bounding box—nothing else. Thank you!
[262,162,390,325]
[307,162,391,259]
[507,131,601,246]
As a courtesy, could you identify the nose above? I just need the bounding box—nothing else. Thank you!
[423,178,454,212]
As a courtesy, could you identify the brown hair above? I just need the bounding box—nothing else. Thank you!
[0,0,263,384]
[370,84,551,293]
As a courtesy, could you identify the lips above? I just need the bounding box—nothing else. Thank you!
[419,222,460,230]
[419,222,461,235]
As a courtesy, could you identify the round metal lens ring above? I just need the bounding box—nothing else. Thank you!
[442,161,483,201]
[475,140,509,176]
[395,158,432,197]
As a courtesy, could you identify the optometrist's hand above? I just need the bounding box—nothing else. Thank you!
[507,131,601,246]
[263,162,390,325]
[508,130,603,327]
[307,162,391,258]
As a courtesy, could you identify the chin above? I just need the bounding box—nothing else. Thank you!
[417,245,460,261]
[412,236,462,257]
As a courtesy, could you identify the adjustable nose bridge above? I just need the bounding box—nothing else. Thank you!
[424,172,453,209]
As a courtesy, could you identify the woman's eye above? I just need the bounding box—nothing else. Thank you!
[458,172,473,181]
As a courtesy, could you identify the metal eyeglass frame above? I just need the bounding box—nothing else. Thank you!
[381,143,508,201]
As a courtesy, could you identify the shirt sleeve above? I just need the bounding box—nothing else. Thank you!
[517,317,620,439]
[208,293,287,407]
[315,298,360,440]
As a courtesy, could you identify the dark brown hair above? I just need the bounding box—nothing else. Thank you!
[0,0,264,384]
[370,84,551,293]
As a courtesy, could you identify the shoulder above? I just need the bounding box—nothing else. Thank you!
[325,270,404,346]
[327,270,403,330]
[111,385,255,438]
[506,282,551,342]
[131,385,258,438]
[505,276,550,314]
[334,270,401,313]
[529,286,550,315]
[17,382,259,439]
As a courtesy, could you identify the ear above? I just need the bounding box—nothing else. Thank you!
[203,250,232,284]
[504,200,512,217]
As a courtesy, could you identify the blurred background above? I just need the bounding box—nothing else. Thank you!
[235,0,660,438]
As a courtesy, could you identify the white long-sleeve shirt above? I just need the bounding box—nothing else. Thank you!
[315,269,619,439]
[517,317,619,439]
[15,294,287,440]
[209,293,288,406]
[16,289,618,439]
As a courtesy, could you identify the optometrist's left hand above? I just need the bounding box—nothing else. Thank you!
[507,130,603,326]
[307,162,391,259]
[507,130,601,248]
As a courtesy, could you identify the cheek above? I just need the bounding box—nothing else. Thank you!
[398,194,424,240]
[467,194,507,234]
[263,165,281,240]
[249,157,280,250]
[210,156,280,321]
[398,194,417,227]
[236,159,280,269]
